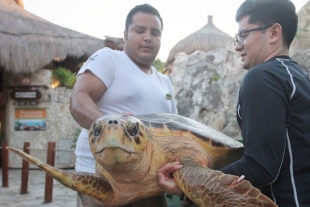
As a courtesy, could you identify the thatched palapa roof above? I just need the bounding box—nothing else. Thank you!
[0,0,105,73]
[164,15,232,71]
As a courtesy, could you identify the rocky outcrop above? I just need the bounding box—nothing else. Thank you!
[167,15,246,139]
[169,40,246,139]
[290,0,310,76]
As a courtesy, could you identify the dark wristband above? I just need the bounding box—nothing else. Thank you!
[180,193,191,202]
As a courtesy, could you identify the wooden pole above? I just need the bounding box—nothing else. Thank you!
[20,142,30,194]
[1,142,8,187]
[44,142,55,203]
[1,88,9,187]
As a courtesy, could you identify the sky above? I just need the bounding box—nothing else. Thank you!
[23,0,309,61]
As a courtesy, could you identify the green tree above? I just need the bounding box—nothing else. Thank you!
[152,58,165,73]
[52,67,76,89]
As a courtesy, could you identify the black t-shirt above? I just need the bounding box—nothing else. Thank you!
[221,56,310,207]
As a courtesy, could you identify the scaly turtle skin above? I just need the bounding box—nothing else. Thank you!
[7,113,277,207]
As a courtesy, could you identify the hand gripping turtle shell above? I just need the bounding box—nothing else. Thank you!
[7,113,277,207]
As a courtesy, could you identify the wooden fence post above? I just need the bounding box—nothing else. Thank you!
[44,142,55,203]
[1,142,8,187]
[20,142,30,194]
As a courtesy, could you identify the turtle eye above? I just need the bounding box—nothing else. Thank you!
[127,122,139,137]
[92,121,102,141]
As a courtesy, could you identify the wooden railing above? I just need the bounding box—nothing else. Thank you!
[1,142,73,203]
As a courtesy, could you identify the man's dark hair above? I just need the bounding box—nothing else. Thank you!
[236,0,298,48]
[125,4,163,31]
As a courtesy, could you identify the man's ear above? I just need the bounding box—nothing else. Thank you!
[124,30,128,41]
[269,23,282,44]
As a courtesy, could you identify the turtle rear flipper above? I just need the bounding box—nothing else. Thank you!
[173,165,277,207]
[6,147,114,205]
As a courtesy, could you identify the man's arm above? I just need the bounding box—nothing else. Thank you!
[70,70,107,129]
[221,68,288,187]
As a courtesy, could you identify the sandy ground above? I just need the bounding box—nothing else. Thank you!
[0,168,184,207]
[0,168,77,207]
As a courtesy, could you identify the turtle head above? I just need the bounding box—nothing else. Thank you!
[89,114,148,167]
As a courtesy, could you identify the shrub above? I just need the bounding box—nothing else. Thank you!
[71,128,82,149]
[52,67,76,89]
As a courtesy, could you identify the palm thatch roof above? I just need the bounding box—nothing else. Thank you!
[164,15,232,72]
[0,0,105,73]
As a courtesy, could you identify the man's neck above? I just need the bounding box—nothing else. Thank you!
[264,46,290,63]
[141,67,153,75]
[133,60,152,74]
[125,52,153,75]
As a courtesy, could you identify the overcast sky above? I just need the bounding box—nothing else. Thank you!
[23,0,309,61]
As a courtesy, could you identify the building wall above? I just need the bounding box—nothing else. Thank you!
[5,69,81,169]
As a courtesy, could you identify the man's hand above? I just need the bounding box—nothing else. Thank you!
[157,161,183,196]
[122,112,134,116]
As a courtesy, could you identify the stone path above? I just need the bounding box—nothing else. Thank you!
[0,168,184,207]
[0,168,76,207]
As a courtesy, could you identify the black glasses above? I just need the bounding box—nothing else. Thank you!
[234,25,272,46]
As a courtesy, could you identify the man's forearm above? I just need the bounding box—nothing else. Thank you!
[69,95,104,129]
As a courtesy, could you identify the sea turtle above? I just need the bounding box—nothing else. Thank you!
[7,113,277,207]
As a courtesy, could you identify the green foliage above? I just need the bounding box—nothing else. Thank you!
[71,128,82,149]
[212,75,220,82]
[236,139,243,143]
[152,58,165,73]
[52,67,76,89]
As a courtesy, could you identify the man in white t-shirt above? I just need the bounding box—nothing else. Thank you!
[70,4,178,207]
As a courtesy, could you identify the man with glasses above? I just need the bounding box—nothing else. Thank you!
[157,0,310,206]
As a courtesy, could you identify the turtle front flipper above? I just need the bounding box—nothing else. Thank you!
[173,165,277,207]
[7,147,114,205]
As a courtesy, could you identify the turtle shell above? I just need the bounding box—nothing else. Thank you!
[135,113,243,169]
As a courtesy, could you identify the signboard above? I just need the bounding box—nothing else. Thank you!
[16,101,38,106]
[15,108,46,131]
[10,90,42,101]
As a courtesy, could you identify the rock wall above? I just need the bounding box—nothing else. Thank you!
[169,40,246,139]
[290,1,310,77]
[6,69,80,169]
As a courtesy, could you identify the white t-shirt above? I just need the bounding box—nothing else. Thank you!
[75,48,178,173]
